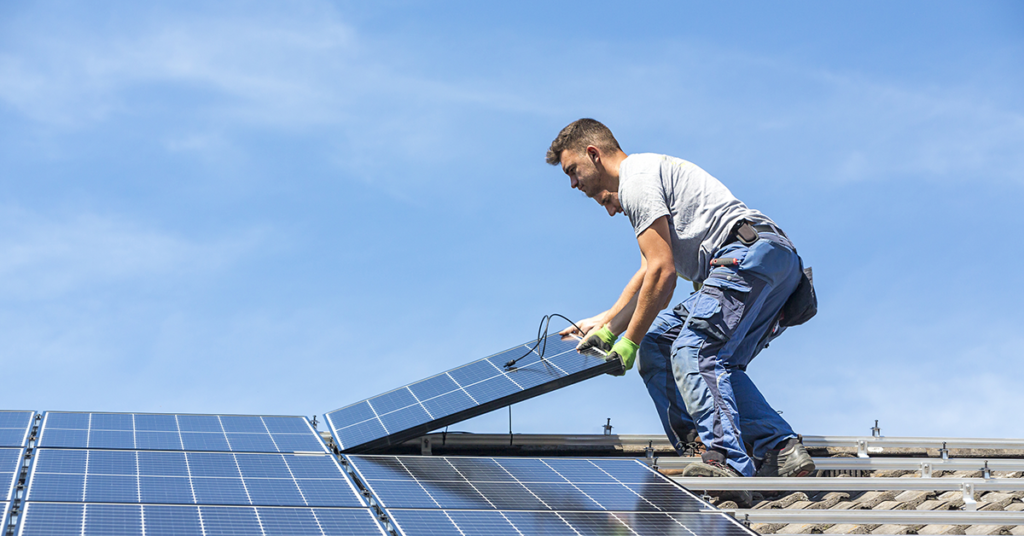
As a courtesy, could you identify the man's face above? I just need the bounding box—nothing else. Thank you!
[560,148,622,217]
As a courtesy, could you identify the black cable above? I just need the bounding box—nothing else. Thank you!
[503,314,587,371]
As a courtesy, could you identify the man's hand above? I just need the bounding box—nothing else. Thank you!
[606,337,639,376]
[577,325,617,352]
[559,315,606,340]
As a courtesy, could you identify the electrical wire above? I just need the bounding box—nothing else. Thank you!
[503,314,586,371]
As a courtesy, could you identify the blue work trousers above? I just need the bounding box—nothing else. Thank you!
[638,234,801,476]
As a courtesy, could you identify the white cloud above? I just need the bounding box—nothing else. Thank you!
[0,207,262,300]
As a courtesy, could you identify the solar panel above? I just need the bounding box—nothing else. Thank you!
[0,411,35,447]
[387,510,756,536]
[15,503,388,536]
[37,412,326,453]
[326,334,620,451]
[26,449,364,508]
[1,448,22,503]
[347,455,708,513]
[1,501,9,534]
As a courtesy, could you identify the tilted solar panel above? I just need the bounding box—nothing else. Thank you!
[26,449,363,508]
[388,510,756,536]
[326,334,620,452]
[1,501,9,535]
[347,455,708,513]
[37,412,326,453]
[1,448,22,503]
[15,503,388,536]
[0,411,35,448]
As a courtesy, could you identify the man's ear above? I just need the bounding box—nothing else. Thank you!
[587,145,600,162]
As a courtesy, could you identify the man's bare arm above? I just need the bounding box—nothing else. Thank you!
[560,256,646,339]
[620,216,677,344]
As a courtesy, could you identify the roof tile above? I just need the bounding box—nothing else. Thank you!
[916,524,969,534]
[870,524,916,534]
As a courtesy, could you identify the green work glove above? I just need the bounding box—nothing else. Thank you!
[578,325,617,353]
[608,337,639,375]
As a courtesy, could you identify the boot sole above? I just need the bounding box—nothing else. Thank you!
[783,460,816,478]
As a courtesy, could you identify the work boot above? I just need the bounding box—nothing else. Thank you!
[756,437,815,478]
[681,450,752,507]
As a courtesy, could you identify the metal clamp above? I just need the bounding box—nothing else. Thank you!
[920,462,933,479]
[420,437,432,456]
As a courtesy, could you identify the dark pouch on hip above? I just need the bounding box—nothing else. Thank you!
[780,266,817,327]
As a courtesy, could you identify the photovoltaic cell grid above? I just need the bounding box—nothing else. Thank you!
[37,412,326,453]
[348,455,709,513]
[326,334,620,451]
[16,503,387,536]
[26,449,364,508]
[1,448,23,502]
[0,411,34,448]
[388,510,756,536]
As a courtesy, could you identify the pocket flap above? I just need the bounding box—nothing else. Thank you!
[703,272,752,292]
[686,292,722,319]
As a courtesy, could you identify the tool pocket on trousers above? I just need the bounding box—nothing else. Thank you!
[685,285,748,342]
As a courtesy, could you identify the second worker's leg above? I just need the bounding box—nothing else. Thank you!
[639,310,697,455]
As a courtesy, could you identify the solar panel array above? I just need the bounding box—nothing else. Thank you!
[347,455,757,536]
[15,412,387,536]
[1,448,21,503]
[27,450,363,507]
[0,411,35,447]
[38,412,325,453]
[326,334,621,452]
[16,503,385,536]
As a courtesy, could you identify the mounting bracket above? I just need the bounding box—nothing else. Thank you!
[961,482,977,511]
[857,439,869,459]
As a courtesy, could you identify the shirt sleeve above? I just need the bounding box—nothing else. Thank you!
[620,171,669,237]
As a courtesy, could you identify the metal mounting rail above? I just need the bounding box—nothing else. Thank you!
[675,477,1024,511]
[802,435,1024,451]
[656,457,1024,473]
[405,433,670,448]
[716,509,1024,526]
[400,433,1024,452]
[672,476,1024,492]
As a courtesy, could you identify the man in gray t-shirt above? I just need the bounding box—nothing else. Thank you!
[547,119,813,492]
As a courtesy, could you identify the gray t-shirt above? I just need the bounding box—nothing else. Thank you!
[618,153,774,283]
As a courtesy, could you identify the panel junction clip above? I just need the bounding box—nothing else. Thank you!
[920,462,933,478]
[604,418,613,436]
[856,439,869,459]
[982,460,991,480]
[940,441,949,460]
[645,441,657,469]
[871,419,881,438]
[420,437,432,456]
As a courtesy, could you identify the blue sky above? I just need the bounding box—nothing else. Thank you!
[2,1,1022,440]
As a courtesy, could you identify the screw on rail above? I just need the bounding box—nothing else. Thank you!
[871,419,881,438]
[603,418,613,436]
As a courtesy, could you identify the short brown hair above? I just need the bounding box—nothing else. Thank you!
[545,118,622,165]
